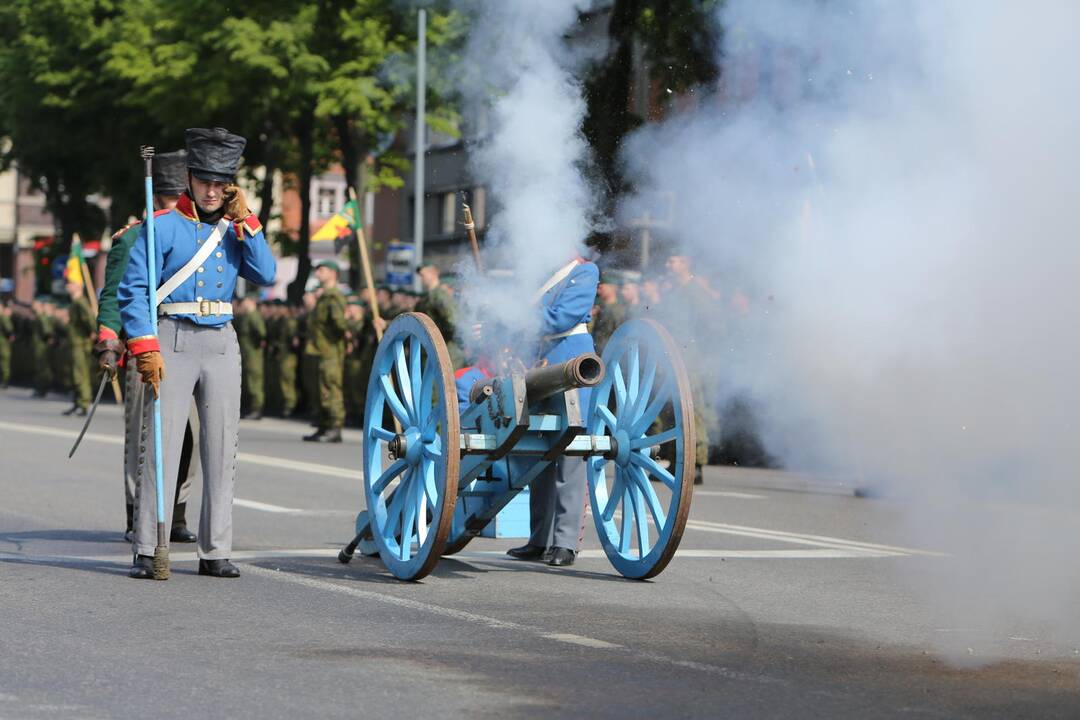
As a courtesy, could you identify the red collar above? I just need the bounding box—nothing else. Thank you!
[174,192,199,222]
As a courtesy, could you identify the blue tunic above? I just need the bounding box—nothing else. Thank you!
[119,193,276,345]
[534,259,599,409]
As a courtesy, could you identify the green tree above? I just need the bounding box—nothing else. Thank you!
[0,0,140,246]
[582,0,720,215]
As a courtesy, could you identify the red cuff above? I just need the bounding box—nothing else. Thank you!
[97,326,119,343]
[127,336,160,355]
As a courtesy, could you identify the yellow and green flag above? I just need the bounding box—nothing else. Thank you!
[312,198,362,242]
[64,236,85,286]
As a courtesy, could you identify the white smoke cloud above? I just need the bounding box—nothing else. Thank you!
[451,0,596,343]
[621,0,1080,657]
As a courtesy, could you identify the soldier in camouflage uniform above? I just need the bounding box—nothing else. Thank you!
[659,254,716,485]
[62,279,95,416]
[298,292,319,422]
[415,264,463,368]
[590,272,626,355]
[235,295,266,420]
[303,260,347,443]
[31,297,55,397]
[0,302,13,388]
[265,300,298,417]
[343,299,368,425]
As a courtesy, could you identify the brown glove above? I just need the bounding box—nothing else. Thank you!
[223,184,250,221]
[136,350,165,398]
[94,337,125,379]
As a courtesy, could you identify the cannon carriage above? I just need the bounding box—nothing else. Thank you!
[338,312,696,581]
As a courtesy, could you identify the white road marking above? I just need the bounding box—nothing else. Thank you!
[542,633,623,649]
[232,498,353,516]
[0,546,917,566]
[240,564,784,683]
[685,519,944,557]
[692,490,766,499]
[236,452,361,480]
[233,498,302,513]
[0,421,363,481]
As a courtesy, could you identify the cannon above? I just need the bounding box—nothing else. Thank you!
[338,313,696,581]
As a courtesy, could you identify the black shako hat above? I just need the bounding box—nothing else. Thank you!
[184,127,246,183]
[152,150,188,195]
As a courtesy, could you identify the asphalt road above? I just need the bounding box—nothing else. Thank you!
[1,388,1077,719]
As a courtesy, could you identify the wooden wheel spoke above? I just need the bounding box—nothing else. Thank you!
[630,379,674,436]
[415,463,429,546]
[399,472,419,561]
[630,426,680,450]
[627,478,651,557]
[613,361,628,415]
[384,475,410,539]
[630,450,676,489]
[628,465,667,531]
[602,470,625,522]
[423,457,439,512]
[419,358,437,425]
[595,403,618,432]
[380,374,411,428]
[409,339,423,422]
[394,342,415,423]
[370,425,397,443]
[423,435,442,459]
[629,354,657,422]
[618,481,634,554]
[372,457,409,495]
[627,342,640,407]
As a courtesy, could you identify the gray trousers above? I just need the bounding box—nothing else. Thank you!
[528,457,587,551]
[124,366,197,513]
[133,319,241,560]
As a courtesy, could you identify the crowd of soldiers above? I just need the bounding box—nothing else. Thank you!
[231,260,459,443]
[0,282,99,414]
[2,250,770,471]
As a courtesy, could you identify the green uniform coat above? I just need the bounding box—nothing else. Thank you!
[306,288,347,430]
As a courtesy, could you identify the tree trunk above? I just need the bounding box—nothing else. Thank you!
[287,106,316,304]
[258,126,277,231]
[334,114,362,291]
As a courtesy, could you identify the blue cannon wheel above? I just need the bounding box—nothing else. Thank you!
[363,313,460,580]
[586,319,696,579]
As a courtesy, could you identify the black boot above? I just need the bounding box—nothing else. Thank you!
[547,547,577,567]
[694,465,704,485]
[198,559,240,578]
[129,555,154,579]
[506,543,547,561]
[303,429,325,442]
[123,504,134,543]
[170,502,197,543]
[62,405,79,416]
[315,427,342,443]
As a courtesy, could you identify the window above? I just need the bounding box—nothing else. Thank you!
[441,192,457,235]
[317,187,337,217]
[471,187,486,230]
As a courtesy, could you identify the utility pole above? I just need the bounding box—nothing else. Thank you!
[413,8,427,290]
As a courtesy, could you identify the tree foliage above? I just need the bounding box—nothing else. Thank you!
[0,0,462,294]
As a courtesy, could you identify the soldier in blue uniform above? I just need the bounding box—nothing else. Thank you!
[119,127,277,579]
[506,255,599,567]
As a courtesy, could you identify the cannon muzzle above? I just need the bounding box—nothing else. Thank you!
[524,352,605,405]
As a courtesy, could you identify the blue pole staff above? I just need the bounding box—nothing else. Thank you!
[141,145,169,580]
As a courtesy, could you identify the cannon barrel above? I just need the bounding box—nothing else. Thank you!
[524,352,605,405]
[467,353,606,407]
